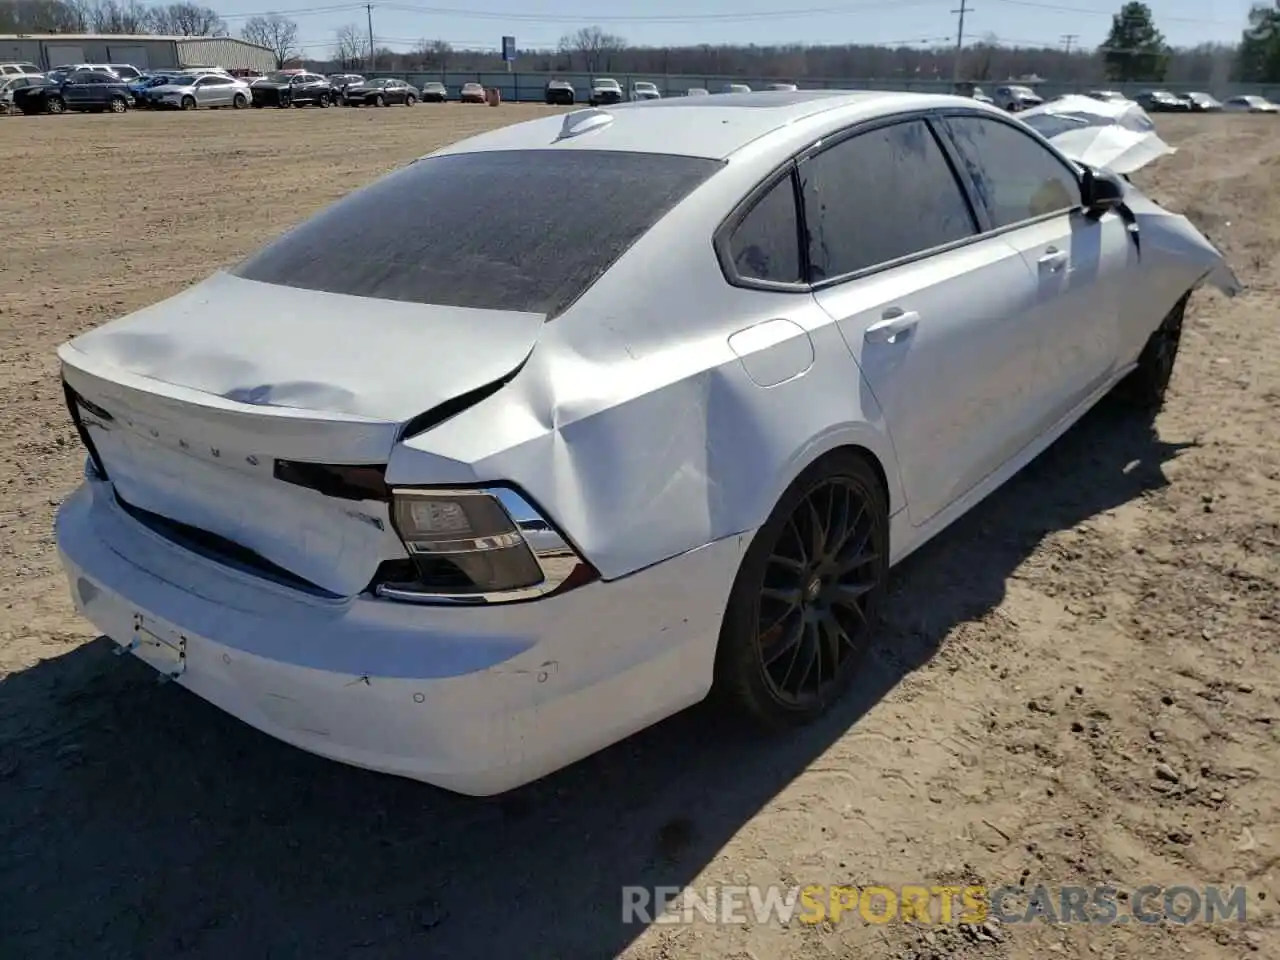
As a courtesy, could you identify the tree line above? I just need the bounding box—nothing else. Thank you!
[3,0,1279,84]
[0,0,225,36]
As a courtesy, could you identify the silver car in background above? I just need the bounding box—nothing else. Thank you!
[151,73,252,110]
[0,73,43,113]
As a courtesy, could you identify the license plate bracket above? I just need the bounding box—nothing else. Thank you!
[118,612,187,681]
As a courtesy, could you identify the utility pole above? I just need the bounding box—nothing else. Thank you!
[1061,33,1078,55]
[366,3,375,73]
[951,0,970,86]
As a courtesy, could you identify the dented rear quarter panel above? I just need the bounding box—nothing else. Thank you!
[388,158,901,582]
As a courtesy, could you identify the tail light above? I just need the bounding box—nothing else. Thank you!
[375,486,598,604]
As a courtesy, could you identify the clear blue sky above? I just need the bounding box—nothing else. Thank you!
[206,0,1261,59]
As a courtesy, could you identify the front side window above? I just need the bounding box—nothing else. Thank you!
[799,119,977,280]
[232,149,723,317]
[727,174,802,284]
[940,116,1081,229]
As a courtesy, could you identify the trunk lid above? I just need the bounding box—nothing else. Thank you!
[60,271,543,597]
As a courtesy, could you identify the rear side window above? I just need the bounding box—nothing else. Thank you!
[940,116,1081,228]
[799,119,977,280]
[232,149,722,316]
[727,175,802,284]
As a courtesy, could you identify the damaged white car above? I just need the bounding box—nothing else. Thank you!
[1018,94,1174,175]
[55,91,1240,796]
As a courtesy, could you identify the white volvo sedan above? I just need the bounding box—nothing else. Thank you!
[55,91,1239,796]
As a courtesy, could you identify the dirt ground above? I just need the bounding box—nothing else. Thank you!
[0,106,1276,960]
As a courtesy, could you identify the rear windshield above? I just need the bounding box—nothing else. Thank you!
[231,149,723,316]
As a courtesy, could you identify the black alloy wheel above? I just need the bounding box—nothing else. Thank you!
[715,452,889,727]
[1116,293,1189,412]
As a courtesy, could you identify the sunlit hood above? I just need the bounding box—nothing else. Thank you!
[59,272,545,423]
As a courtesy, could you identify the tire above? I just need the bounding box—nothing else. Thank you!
[1114,293,1189,413]
[317,94,330,108]
[374,94,385,107]
[47,96,64,115]
[109,96,127,113]
[181,96,195,111]
[713,451,890,729]
[405,94,415,106]
[233,93,247,109]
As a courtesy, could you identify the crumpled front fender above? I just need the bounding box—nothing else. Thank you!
[1121,184,1244,299]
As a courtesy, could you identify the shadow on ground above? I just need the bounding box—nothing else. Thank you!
[0,401,1194,960]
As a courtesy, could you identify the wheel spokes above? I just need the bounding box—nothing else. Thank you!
[763,614,804,668]
[755,476,883,707]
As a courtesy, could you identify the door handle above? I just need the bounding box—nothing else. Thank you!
[1038,247,1069,272]
[865,309,919,343]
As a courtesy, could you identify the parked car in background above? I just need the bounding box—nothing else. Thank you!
[589,77,624,105]
[228,68,263,80]
[342,78,418,106]
[151,73,252,110]
[65,63,143,81]
[993,84,1044,111]
[721,82,752,93]
[0,73,44,112]
[1184,92,1223,112]
[631,80,661,100]
[54,91,1240,797]
[419,81,448,102]
[128,72,182,107]
[1222,94,1278,113]
[1135,90,1192,112]
[686,86,709,96]
[0,62,42,76]
[327,73,364,97]
[459,81,486,103]
[251,71,333,108]
[952,81,994,104]
[544,79,575,105]
[765,82,799,92]
[1085,89,1130,103]
[13,71,132,114]
[251,68,304,89]
[177,66,232,78]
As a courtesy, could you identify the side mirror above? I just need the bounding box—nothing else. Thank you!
[1080,165,1126,218]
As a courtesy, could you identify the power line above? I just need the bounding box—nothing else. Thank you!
[986,0,1240,27]
[951,0,970,84]
[217,0,1243,30]
[376,0,942,23]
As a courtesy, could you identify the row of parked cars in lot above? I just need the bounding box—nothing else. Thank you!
[955,81,1279,114]
[0,61,496,114]
[5,58,1278,116]
[546,77,799,105]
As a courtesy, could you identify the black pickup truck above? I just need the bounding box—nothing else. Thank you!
[13,71,133,114]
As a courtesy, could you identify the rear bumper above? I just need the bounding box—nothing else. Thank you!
[56,476,739,795]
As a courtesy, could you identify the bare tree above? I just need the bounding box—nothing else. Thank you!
[83,0,151,32]
[558,25,625,72]
[333,22,363,69]
[149,2,225,35]
[0,0,87,31]
[241,13,298,68]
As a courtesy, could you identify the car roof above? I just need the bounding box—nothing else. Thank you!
[426,90,1004,162]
